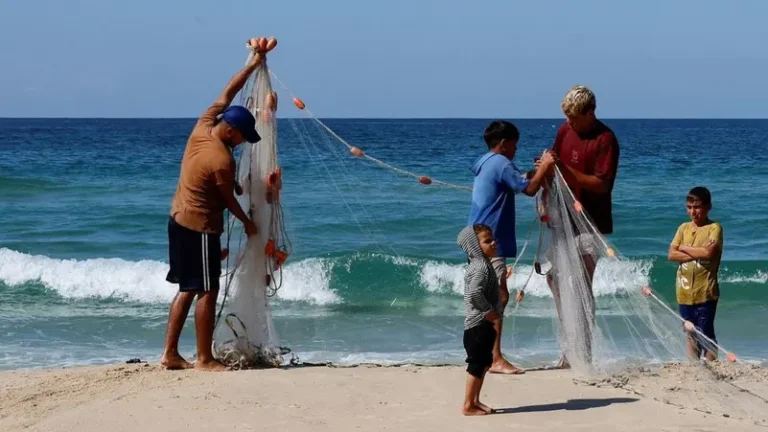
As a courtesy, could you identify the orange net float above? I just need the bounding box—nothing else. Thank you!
[574,200,584,213]
[293,97,306,110]
[506,266,514,279]
[641,286,652,297]
[274,250,289,270]
[265,168,283,203]
[261,93,276,122]
[266,37,278,52]
[265,239,276,256]
[606,247,616,258]
[266,168,282,191]
[727,352,737,363]
[265,92,276,111]
[350,147,364,157]
[418,176,432,185]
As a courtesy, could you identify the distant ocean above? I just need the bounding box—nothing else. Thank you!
[1,118,767,370]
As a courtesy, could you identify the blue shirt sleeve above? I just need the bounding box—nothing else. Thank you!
[500,162,530,194]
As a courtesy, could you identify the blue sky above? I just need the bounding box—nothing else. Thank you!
[1,0,766,118]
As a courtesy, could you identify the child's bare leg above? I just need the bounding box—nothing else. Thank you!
[489,274,524,375]
[473,367,494,413]
[462,372,488,416]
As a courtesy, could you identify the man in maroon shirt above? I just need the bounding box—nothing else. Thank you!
[548,85,620,369]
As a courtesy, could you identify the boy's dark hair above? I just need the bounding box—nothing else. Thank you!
[483,120,520,150]
[473,224,493,237]
[687,186,712,206]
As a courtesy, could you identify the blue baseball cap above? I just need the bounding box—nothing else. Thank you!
[221,105,261,143]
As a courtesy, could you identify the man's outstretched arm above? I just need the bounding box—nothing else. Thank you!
[523,153,556,196]
[213,52,264,109]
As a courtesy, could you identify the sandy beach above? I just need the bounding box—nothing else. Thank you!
[2,362,766,432]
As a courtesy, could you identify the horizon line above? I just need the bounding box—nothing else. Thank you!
[2,116,768,121]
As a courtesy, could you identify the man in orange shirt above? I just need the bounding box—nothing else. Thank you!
[161,52,263,371]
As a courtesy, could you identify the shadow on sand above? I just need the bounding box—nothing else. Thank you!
[493,397,638,414]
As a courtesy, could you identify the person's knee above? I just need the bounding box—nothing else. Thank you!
[197,289,220,302]
[173,291,197,308]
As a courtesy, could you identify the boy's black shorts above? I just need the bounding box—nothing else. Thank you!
[463,320,496,378]
[165,217,221,292]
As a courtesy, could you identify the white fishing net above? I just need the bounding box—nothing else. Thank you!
[212,46,292,369]
[200,41,767,423]
[536,167,768,425]
[536,167,687,376]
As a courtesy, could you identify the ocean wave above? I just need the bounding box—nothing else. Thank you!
[722,269,768,284]
[419,258,654,298]
[1,248,659,306]
[0,248,339,306]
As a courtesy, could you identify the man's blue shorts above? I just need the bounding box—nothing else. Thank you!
[679,300,718,356]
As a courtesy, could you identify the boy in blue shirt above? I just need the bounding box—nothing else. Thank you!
[468,120,556,374]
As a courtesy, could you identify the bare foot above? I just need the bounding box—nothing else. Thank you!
[160,353,193,370]
[462,404,489,416]
[475,400,495,414]
[489,359,525,375]
[195,359,230,372]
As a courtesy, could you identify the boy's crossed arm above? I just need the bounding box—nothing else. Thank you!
[668,225,693,263]
[668,224,722,263]
[668,245,695,263]
[678,240,720,260]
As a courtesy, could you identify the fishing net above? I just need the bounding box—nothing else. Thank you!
[205,43,768,422]
[212,46,292,369]
[534,167,685,375]
[536,167,768,425]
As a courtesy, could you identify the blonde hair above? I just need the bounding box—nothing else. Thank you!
[561,85,596,116]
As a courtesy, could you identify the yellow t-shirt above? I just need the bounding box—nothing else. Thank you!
[670,221,723,305]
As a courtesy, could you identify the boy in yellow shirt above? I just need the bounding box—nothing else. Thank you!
[668,187,723,361]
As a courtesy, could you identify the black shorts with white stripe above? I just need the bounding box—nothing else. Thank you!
[166,217,221,292]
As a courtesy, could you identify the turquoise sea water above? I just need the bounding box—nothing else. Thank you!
[1,118,766,370]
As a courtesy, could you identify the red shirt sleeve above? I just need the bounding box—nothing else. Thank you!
[594,131,619,183]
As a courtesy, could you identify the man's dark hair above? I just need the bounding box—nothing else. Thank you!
[483,120,520,150]
[687,186,712,206]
